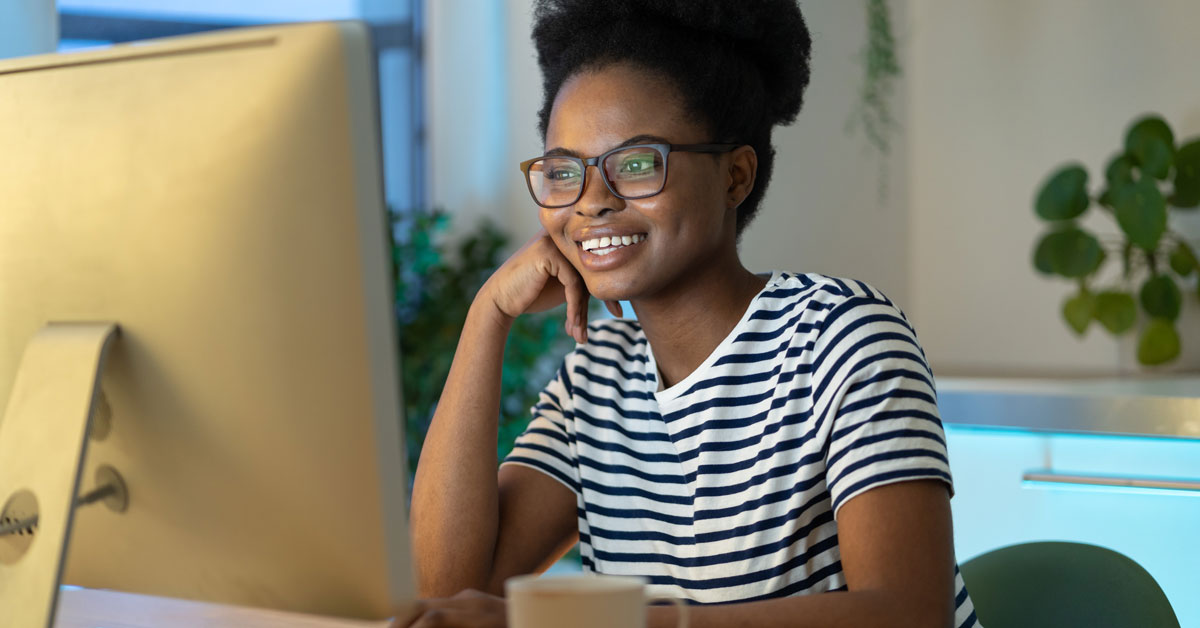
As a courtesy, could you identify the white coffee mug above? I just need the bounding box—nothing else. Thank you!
[506,573,689,628]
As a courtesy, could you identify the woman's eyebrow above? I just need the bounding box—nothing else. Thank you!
[543,134,671,157]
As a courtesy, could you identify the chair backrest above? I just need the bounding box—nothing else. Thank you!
[960,541,1180,628]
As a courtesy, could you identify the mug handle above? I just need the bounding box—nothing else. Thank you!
[647,596,689,628]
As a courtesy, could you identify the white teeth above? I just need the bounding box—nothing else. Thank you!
[580,233,647,252]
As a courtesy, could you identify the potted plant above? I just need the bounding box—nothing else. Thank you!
[1032,114,1200,367]
[391,209,582,476]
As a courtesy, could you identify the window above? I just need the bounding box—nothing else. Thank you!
[58,0,426,214]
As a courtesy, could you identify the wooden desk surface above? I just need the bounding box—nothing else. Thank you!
[55,587,394,628]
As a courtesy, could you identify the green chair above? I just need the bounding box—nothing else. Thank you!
[960,541,1180,628]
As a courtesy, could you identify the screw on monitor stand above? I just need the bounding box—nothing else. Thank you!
[0,465,129,537]
[0,488,39,564]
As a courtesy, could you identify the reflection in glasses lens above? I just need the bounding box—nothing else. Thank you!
[528,157,585,207]
[604,146,664,197]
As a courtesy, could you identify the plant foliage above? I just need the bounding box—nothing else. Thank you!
[391,209,578,475]
[848,0,901,156]
[1032,114,1200,366]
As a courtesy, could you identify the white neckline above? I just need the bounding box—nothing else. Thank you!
[647,270,785,406]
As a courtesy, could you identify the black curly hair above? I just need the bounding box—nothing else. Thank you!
[531,0,812,236]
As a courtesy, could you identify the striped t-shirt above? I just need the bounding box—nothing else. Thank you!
[502,270,979,627]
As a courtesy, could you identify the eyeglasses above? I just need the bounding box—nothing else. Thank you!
[518,143,739,209]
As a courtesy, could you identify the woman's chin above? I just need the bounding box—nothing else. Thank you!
[582,279,633,304]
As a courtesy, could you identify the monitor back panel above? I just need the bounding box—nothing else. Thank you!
[0,22,413,620]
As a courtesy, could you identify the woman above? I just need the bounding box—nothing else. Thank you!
[405,1,980,626]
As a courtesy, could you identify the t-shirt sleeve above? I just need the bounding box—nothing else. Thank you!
[500,360,581,496]
[813,293,952,519]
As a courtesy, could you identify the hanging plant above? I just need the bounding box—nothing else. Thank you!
[1032,114,1200,366]
[847,0,901,156]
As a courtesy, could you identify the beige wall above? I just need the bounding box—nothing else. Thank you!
[906,0,1200,375]
[427,0,1200,375]
[743,0,911,308]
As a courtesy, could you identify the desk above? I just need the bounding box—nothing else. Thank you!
[55,587,393,628]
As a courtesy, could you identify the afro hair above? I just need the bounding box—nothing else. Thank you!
[531,0,812,235]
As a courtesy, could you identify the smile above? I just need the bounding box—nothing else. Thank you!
[579,233,647,256]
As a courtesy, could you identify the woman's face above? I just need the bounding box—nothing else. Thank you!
[538,64,740,303]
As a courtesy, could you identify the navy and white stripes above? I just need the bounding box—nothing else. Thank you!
[503,271,980,627]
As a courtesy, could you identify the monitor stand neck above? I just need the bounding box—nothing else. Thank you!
[0,323,120,628]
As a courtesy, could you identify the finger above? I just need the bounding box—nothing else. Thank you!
[408,606,504,628]
[408,607,464,628]
[604,299,623,318]
[390,600,425,627]
[552,258,588,344]
[569,277,590,345]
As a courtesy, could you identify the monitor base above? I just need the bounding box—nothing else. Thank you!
[0,323,119,628]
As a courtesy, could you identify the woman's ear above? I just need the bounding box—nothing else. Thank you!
[726,145,757,209]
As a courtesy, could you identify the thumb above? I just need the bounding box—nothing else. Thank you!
[604,300,623,318]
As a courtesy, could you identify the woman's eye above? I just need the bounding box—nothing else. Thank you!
[618,153,658,175]
[545,167,581,182]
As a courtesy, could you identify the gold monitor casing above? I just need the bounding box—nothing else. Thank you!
[0,21,414,622]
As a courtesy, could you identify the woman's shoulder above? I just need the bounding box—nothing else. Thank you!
[760,271,916,348]
[769,270,899,307]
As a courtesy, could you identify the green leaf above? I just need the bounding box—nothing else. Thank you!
[1034,227,1105,278]
[1140,274,1183,321]
[1111,178,1168,251]
[1169,241,1198,276]
[1171,139,1200,208]
[1137,318,1181,365]
[1125,116,1175,180]
[1105,153,1135,186]
[1062,290,1095,336]
[1032,236,1056,275]
[1095,291,1137,335]
[1035,164,1090,221]
[1121,241,1134,279]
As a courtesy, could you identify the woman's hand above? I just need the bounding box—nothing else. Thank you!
[393,589,507,628]
[477,229,621,344]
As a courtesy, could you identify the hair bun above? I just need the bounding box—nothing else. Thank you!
[532,0,811,125]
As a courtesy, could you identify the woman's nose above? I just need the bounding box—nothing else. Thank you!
[575,164,622,217]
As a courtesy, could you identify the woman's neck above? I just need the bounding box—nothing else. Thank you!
[631,260,769,391]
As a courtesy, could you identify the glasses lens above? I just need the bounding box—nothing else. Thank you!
[528,157,583,207]
[603,146,665,199]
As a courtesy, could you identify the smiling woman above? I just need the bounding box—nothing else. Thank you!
[405,2,980,628]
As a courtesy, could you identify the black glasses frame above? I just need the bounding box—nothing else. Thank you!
[518,143,739,209]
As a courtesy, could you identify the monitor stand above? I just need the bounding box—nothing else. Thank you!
[0,323,127,628]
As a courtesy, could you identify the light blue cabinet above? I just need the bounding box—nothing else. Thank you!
[945,425,1200,626]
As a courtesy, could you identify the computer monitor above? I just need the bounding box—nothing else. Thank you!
[0,21,416,625]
